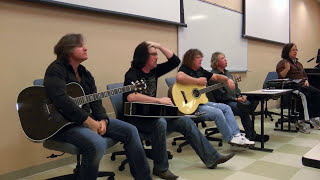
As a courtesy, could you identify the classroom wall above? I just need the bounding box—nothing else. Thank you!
[0,0,177,175]
[1,0,319,176]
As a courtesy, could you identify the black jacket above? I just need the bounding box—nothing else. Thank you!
[44,59,108,125]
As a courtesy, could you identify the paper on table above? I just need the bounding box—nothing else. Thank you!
[292,79,302,83]
[262,89,289,92]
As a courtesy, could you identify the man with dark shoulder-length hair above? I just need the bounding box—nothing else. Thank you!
[123,41,235,180]
[44,33,152,180]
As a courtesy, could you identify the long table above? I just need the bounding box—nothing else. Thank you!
[241,89,294,152]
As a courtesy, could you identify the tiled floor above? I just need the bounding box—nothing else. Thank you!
[22,114,320,180]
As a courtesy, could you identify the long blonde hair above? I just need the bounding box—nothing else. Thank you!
[210,52,224,69]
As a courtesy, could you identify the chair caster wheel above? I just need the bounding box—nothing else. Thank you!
[177,148,182,153]
[111,155,115,161]
[108,176,115,180]
[118,166,125,171]
[172,141,176,145]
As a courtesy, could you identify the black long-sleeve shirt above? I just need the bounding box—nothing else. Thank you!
[44,59,108,125]
[122,54,181,120]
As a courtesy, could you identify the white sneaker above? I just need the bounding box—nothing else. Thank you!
[241,135,255,147]
[310,117,320,130]
[229,134,254,148]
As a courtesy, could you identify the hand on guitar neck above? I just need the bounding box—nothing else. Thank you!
[232,74,247,103]
[233,74,241,83]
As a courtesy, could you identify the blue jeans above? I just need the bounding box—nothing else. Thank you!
[53,118,152,180]
[196,102,240,142]
[129,116,221,170]
[227,101,256,140]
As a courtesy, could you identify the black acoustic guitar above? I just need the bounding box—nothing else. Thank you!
[16,81,146,142]
[124,102,206,118]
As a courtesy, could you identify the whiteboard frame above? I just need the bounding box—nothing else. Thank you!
[178,0,248,72]
[242,0,290,44]
[23,0,187,27]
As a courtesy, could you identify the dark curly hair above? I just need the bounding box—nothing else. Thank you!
[182,49,203,69]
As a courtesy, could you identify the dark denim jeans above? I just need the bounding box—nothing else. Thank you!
[54,118,152,180]
[128,116,221,170]
[227,101,257,140]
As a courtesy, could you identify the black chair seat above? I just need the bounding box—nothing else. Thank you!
[43,138,118,155]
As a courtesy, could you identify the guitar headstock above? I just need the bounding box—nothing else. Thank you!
[234,74,241,83]
[132,79,147,92]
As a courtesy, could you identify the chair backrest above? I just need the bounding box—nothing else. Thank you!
[262,72,278,89]
[165,77,176,87]
[33,79,44,86]
[106,83,124,119]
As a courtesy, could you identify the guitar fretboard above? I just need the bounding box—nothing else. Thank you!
[73,85,134,106]
[199,83,224,94]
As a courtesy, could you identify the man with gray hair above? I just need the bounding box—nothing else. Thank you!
[209,52,269,142]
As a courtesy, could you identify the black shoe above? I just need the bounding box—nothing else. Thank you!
[153,169,179,180]
[209,153,235,169]
[253,134,270,142]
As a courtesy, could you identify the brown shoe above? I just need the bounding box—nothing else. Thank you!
[153,169,179,180]
[209,153,235,169]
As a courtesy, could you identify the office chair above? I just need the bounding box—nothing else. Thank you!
[33,79,116,180]
[107,82,173,171]
[165,77,222,153]
[259,73,302,129]
[259,71,282,121]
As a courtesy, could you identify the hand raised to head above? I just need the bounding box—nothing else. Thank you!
[146,41,161,49]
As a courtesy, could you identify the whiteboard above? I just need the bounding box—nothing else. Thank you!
[36,0,182,25]
[178,0,248,72]
[244,0,290,44]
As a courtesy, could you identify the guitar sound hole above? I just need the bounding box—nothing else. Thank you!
[192,89,200,98]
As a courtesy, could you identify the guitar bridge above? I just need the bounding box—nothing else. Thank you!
[180,91,188,104]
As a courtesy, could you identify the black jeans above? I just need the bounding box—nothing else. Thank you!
[227,100,257,140]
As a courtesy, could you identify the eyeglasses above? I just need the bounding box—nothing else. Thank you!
[291,49,298,52]
[149,53,158,56]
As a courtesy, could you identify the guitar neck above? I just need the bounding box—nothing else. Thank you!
[73,84,134,106]
[199,83,224,94]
